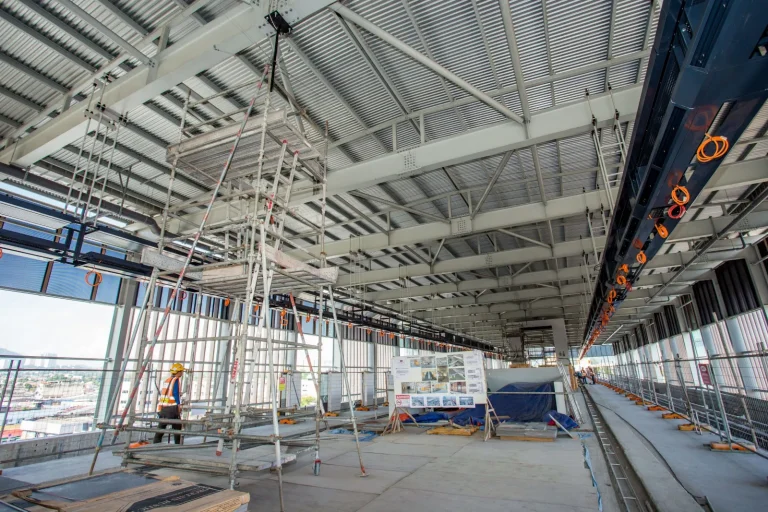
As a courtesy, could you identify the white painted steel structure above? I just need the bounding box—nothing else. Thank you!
[0,0,767,355]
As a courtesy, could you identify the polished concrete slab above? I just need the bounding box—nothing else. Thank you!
[357,487,595,512]
[360,439,464,457]
[324,451,433,472]
[4,424,604,511]
[242,481,377,512]
[272,462,410,494]
[589,383,768,512]
[3,449,123,484]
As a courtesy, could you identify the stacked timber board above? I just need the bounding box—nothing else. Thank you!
[0,470,249,511]
[496,422,558,442]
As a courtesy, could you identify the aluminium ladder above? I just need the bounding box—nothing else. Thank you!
[557,361,585,425]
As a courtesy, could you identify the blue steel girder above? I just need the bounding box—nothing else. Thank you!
[584,0,768,346]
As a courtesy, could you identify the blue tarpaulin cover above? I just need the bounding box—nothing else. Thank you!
[452,382,556,426]
[403,411,452,423]
[329,428,377,441]
[544,410,579,430]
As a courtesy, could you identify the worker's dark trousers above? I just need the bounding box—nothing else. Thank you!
[154,405,182,444]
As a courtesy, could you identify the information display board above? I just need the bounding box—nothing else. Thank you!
[391,350,487,408]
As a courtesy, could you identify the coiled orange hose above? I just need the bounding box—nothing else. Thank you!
[671,185,690,205]
[85,270,102,286]
[696,134,729,162]
[668,203,686,219]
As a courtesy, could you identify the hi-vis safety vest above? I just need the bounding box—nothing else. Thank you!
[157,375,181,411]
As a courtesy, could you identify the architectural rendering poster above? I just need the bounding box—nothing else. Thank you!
[391,350,487,408]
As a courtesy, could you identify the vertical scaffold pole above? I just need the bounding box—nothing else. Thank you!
[110,94,259,446]
[328,287,368,477]
[289,293,325,475]
[88,90,193,474]
[260,225,285,510]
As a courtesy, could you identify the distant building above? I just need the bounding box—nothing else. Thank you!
[40,352,58,369]
[20,416,92,438]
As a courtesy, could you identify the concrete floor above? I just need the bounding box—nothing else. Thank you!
[589,383,768,511]
[4,419,603,511]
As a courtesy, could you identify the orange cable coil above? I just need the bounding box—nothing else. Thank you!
[671,185,690,206]
[85,270,102,287]
[696,134,729,163]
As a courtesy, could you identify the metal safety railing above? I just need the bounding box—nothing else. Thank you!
[601,351,768,450]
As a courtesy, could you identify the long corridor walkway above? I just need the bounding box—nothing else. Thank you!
[588,383,768,511]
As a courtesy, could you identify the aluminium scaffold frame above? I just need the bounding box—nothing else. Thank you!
[87,42,368,511]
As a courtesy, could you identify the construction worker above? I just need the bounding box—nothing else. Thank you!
[153,363,185,444]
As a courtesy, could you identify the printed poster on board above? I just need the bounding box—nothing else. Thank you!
[391,350,487,408]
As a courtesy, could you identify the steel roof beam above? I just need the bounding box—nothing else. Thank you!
[34,158,165,212]
[0,114,22,129]
[336,212,768,288]
[334,14,412,120]
[54,0,151,65]
[293,157,766,262]
[290,85,642,206]
[94,0,149,36]
[0,0,335,167]
[327,50,648,151]
[498,0,529,121]
[330,3,523,125]
[17,0,115,62]
[416,290,688,323]
[398,267,715,313]
[301,189,613,262]
[0,9,97,72]
[0,85,43,112]
[0,52,69,95]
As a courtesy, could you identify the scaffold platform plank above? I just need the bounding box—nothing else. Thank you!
[167,109,321,187]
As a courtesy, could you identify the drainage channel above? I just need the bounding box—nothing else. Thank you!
[582,387,655,512]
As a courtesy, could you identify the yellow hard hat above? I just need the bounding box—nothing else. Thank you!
[170,363,185,374]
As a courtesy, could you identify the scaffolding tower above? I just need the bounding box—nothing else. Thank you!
[88,46,367,510]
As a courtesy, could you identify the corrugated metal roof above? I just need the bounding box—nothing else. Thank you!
[2,0,758,346]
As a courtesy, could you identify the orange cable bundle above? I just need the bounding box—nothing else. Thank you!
[616,275,627,286]
[85,269,102,287]
[668,204,686,219]
[636,251,647,264]
[656,223,668,239]
[696,133,729,163]
[671,185,690,205]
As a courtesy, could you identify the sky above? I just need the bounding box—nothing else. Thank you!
[0,289,115,361]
